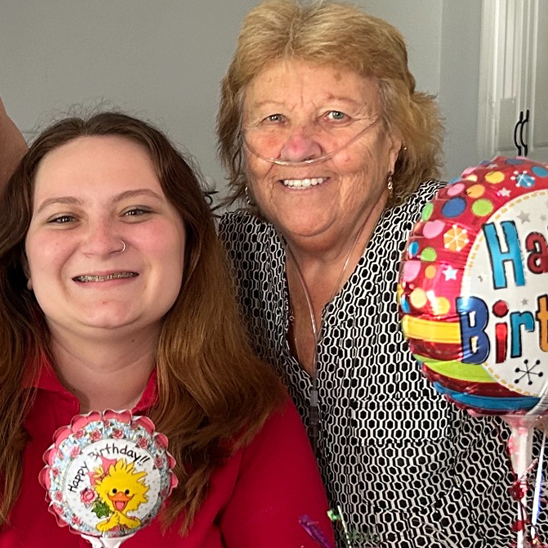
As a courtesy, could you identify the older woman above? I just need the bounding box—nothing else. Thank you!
[218,1,516,545]
[0,112,333,547]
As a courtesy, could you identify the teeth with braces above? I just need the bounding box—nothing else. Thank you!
[282,177,327,188]
[74,272,138,283]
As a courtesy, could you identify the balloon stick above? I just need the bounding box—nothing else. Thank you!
[503,415,539,548]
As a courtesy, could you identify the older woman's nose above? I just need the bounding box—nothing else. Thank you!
[278,127,323,163]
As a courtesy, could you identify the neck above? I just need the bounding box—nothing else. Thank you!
[284,197,385,375]
[49,327,159,413]
[285,191,386,278]
[286,196,385,313]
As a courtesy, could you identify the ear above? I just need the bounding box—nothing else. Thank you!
[386,130,403,174]
[22,254,32,290]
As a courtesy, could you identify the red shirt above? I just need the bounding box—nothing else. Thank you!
[1,361,334,547]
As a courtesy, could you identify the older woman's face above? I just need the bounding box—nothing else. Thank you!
[242,60,401,245]
[25,136,186,341]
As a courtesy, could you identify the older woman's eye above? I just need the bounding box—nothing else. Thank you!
[263,114,285,124]
[325,110,347,121]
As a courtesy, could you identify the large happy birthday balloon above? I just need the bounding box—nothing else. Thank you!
[40,410,178,547]
[398,156,548,415]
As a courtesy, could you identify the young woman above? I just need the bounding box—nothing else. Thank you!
[0,112,333,547]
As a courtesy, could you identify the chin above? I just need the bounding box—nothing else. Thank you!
[69,310,149,335]
[274,215,331,239]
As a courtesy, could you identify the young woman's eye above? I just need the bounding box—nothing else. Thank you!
[123,207,151,217]
[48,215,76,224]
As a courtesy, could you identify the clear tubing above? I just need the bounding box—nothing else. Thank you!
[243,117,380,167]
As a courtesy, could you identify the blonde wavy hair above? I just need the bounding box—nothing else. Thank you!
[0,112,284,532]
[218,0,444,210]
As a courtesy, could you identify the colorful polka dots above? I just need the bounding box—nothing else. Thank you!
[407,241,419,257]
[409,288,427,308]
[485,171,505,184]
[420,247,437,262]
[432,296,450,316]
[442,197,466,218]
[466,184,485,198]
[399,155,548,416]
[425,265,437,279]
[532,166,548,178]
[447,183,465,196]
[423,220,445,239]
[402,260,421,282]
[421,203,433,222]
[471,199,494,217]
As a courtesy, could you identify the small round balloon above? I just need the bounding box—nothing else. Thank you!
[40,410,178,547]
[398,156,548,415]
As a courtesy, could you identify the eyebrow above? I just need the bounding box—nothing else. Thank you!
[36,189,164,214]
[249,96,366,111]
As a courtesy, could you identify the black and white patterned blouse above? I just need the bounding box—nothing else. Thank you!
[219,180,520,547]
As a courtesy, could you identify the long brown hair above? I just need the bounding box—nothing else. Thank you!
[217,0,444,211]
[0,112,285,530]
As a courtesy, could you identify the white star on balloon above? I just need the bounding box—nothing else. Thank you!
[443,266,458,280]
[498,188,511,197]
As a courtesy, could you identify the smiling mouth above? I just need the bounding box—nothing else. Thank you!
[73,272,138,283]
[281,177,328,189]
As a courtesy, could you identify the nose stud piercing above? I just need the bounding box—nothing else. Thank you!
[115,240,126,254]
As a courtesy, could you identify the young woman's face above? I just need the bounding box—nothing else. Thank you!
[25,135,186,342]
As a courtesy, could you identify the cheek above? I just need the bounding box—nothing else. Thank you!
[334,149,373,179]
[245,155,271,186]
[156,241,185,310]
[154,225,186,275]
[26,235,64,281]
[342,139,391,183]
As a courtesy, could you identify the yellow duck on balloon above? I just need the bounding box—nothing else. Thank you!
[93,458,149,533]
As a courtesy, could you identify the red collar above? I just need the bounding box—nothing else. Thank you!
[28,353,158,414]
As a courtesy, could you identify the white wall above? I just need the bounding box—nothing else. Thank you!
[438,0,483,180]
[362,0,483,181]
[361,0,443,95]
[0,0,481,192]
[0,0,262,194]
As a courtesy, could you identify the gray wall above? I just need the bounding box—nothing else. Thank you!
[0,0,482,193]
[439,0,482,180]
[364,0,483,181]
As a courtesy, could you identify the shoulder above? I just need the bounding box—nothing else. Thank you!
[218,210,284,281]
[244,399,312,456]
[220,398,334,547]
[238,399,321,486]
[384,179,446,228]
[219,210,275,242]
[403,179,446,210]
